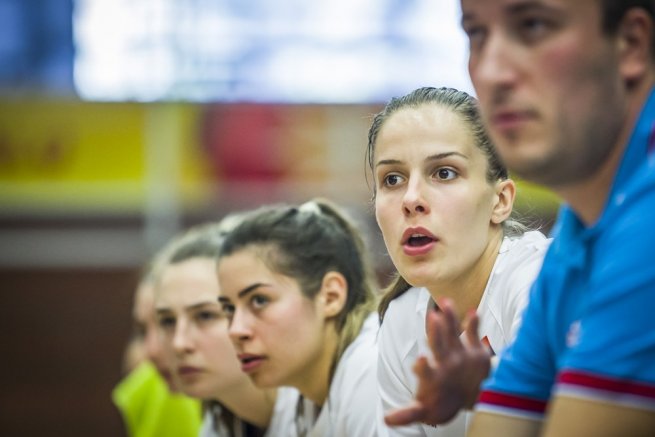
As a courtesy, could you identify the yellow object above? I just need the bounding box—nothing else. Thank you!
[112,361,202,437]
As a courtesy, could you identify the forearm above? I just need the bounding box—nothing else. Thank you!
[467,411,542,437]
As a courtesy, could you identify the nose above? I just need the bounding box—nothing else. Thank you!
[469,31,519,98]
[402,176,430,217]
[228,308,253,343]
[171,319,194,355]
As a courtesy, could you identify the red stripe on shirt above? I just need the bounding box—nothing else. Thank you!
[558,370,655,399]
[478,390,548,414]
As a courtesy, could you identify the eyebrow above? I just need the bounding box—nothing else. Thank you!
[462,0,551,25]
[375,152,468,168]
[155,301,217,314]
[217,282,268,303]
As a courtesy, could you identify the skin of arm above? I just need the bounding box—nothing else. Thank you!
[542,396,655,437]
[384,298,491,427]
[467,411,542,437]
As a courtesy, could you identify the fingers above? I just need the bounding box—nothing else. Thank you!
[464,309,482,348]
[426,311,447,361]
[384,401,426,426]
[412,355,432,381]
[427,298,463,361]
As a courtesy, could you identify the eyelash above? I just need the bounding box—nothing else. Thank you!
[434,167,457,180]
[220,303,235,319]
[250,295,269,310]
[380,167,458,187]
[381,173,404,188]
[158,316,176,330]
[195,310,219,323]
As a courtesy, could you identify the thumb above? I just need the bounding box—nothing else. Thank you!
[384,402,426,426]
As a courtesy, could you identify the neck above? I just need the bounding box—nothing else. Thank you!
[293,323,339,407]
[214,381,275,429]
[426,228,504,323]
[557,78,654,226]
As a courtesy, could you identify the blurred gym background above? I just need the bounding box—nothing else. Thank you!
[0,1,560,435]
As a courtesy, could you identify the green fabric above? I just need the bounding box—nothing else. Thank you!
[112,361,202,437]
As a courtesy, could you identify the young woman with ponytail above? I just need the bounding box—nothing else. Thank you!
[368,87,551,436]
[216,198,381,436]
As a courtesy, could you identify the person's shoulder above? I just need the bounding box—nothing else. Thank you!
[265,387,301,437]
[504,230,552,259]
[379,287,426,354]
[495,232,550,291]
[383,286,427,324]
[331,314,379,401]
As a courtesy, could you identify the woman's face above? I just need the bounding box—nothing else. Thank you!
[155,257,247,399]
[132,282,177,390]
[373,104,501,291]
[216,248,329,394]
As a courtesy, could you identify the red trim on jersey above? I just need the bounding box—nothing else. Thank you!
[481,336,495,356]
[558,370,655,399]
[478,390,548,413]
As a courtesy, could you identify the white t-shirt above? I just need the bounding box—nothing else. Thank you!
[295,312,381,437]
[198,386,300,437]
[377,231,551,437]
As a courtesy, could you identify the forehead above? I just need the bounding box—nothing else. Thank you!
[217,248,301,298]
[375,104,477,159]
[157,258,219,301]
[460,0,599,19]
[134,282,155,320]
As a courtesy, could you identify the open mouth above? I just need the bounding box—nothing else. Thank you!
[402,229,438,256]
[240,356,259,365]
[406,234,435,247]
[238,354,265,372]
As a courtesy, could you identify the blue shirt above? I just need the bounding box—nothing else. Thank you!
[477,89,655,418]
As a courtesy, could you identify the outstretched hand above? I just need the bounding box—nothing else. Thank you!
[384,298,492,427]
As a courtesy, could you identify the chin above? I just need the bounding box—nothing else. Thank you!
[250,372,280,389]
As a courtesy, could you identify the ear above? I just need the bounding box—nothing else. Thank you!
[491,179,515,225]
[617,8,653,85]
[317,271,348,319]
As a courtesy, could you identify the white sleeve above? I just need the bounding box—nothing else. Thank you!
[329,315,384,437]
[377,316,427,437]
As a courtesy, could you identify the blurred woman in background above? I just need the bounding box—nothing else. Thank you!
[154,220,298,437]
[112,255,202,437]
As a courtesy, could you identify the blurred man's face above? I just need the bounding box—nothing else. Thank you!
[461,0,627,189]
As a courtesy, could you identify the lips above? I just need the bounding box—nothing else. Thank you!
[490,109,536,134]
[401,227,437,256]
[177,365,202,380]
[237,353,266,373]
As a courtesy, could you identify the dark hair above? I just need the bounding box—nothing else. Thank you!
[601,1,655,55]
[217,198,379,380]
[367,87,525,321]
[367,86,507,192]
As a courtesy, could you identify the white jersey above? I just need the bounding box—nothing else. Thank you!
[199,386,301,437]
[377,231,551,436]
[295,313,381,437]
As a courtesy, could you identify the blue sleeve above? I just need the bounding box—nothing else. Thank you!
[558,181,655,401]
[478,264,557,417]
